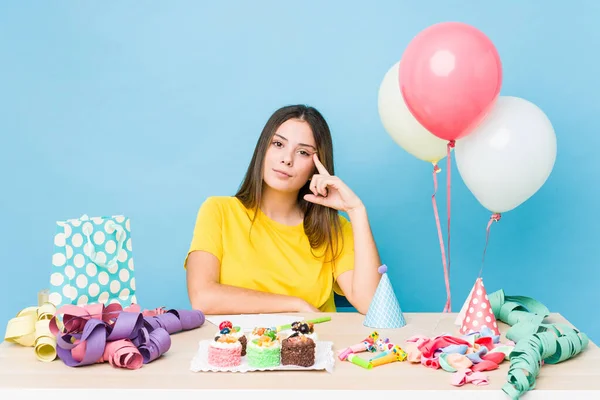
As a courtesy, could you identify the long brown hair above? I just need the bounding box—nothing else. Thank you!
[235,104,344,263]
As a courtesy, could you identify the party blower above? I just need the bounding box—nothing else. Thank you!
[272,316,331,333]
[338,331,379,361]
[369,345,407,367]
[376,337,392,351]
[370,339,396,361]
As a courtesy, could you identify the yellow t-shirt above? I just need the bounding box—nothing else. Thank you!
[184,196,355,312]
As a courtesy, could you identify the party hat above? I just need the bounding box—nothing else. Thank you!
[363,265,406,329]
[459,278,500,336]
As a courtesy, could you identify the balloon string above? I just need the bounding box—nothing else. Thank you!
[445,140,455,312]
[431,163,450,313]
[479,213,501,278]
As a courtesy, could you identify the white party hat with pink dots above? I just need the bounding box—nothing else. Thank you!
[459,277,500,336]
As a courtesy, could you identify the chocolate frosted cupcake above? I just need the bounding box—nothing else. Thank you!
[281,332,316,367]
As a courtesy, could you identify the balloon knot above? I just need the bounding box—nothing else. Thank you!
[491,213,501,222]
[448,140,456,149]
[433,164,441,173]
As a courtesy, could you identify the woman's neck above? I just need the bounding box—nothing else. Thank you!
[260,184,303,226]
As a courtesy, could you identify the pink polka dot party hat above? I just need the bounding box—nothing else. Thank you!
[457,277,500,336]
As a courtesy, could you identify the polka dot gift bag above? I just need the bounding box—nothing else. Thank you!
[48,214,137,309]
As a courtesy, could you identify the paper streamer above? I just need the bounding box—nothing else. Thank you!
[101,339,144,369]
[488,289,550,327]
[46,303,203,369]
[487,289,590,399]
[3,298,58,362]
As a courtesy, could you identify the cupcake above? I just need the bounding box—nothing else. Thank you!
[281,332,316,367]
[208,334,242,368]
[246,330,281,369]
[215,321,247,356]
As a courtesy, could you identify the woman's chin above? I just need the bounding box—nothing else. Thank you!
[264,179,301,194]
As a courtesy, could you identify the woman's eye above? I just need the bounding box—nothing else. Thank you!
[299,150,310,156]
[272,141,283,147]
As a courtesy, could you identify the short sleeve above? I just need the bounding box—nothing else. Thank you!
[184,197,224,269]
[332,216,354,296]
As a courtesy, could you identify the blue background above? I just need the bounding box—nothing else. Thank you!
[2,1,599,343]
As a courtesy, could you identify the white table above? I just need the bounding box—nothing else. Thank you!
[1,312,599,399]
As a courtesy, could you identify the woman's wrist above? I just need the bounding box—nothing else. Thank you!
[346,202,366,219]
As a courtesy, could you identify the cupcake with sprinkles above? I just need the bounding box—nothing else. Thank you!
[246,329,281,369]
[208,333,242,368]
[215,321,247,356]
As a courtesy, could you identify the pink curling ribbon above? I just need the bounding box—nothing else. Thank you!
[431,162,451,313]
[101,340,144,369]
[479,213,501,277]
[444,141,454,312]
[141,307,167,317]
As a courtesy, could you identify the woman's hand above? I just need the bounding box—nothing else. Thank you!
[304,154,364,213]
[294,297,321,313]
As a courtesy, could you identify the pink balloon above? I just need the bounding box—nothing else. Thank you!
[399,22,502,142]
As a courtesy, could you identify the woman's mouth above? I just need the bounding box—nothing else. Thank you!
[273,168,292,178]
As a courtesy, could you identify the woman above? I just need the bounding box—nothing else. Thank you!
[185,104,382,315]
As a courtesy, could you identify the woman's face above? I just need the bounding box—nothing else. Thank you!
[262,118,317,194]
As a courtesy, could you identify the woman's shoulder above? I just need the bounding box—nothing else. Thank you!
[199,195,248,214]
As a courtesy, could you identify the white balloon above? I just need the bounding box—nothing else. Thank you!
[455,96,557,214]
[378,61,449,163]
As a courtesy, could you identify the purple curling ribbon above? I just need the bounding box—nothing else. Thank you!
[55,306,204,368]
[143,309,205,334]
[169,309,205,330]
[106,312,144,342]
[143,315,162,332]
[138,327,172,363]
[57,319,108,367]
[153,312,181,334]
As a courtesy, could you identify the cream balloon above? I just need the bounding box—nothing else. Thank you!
[455,96,557,214]
[378,61,449,164]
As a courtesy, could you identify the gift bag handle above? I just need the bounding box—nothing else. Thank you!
[82,220,126,269]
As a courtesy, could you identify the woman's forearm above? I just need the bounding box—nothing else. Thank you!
[347,205,382,313]
[190,282,311,315]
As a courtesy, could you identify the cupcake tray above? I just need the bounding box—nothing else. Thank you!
[190,340,335,373]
